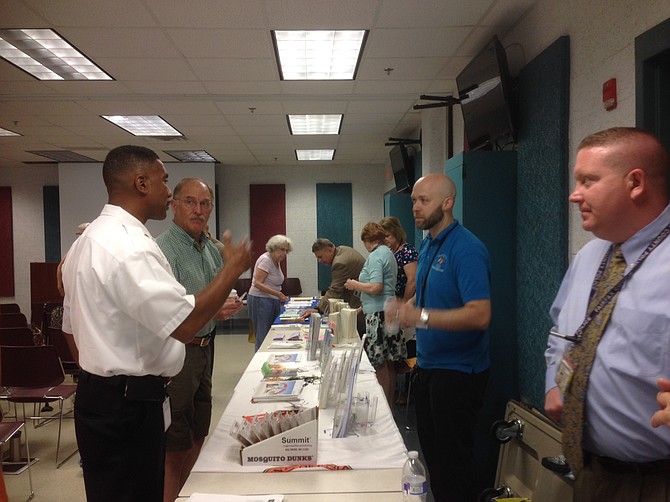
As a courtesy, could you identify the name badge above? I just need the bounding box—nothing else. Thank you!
[555,353,575,395]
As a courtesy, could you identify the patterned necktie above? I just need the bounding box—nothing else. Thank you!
[561,245,627,473]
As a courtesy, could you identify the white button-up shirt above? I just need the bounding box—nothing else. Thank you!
[62,204,194,377]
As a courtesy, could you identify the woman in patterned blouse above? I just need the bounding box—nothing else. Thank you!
[380,216,418,406]
[380,216,418,301]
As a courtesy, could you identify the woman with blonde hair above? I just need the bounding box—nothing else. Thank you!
[248,235,292,351]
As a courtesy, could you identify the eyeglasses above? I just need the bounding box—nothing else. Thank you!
[174,198,213,211]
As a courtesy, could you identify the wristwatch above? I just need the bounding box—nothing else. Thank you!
[416,308,430,328]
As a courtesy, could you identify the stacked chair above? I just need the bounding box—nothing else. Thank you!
[0,303,79,476]
[0,345,78,468]
[0,409,34,501]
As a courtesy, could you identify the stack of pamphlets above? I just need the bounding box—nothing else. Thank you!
[306,312,321,361]
[261,353,302,378]
[278,307,303,322]
[251,379,304,403]
[261,362,299,378]
[230,407,318,446]
[268,332,304,349]
[267,353,302,363]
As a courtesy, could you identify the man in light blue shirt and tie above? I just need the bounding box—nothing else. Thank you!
[544,127,670,500]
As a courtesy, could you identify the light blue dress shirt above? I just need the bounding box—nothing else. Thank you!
[545,203,670,462]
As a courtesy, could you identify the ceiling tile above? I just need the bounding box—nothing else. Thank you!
[0,0,537,169]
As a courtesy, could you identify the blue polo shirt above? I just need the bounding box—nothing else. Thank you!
[415,221,491,373]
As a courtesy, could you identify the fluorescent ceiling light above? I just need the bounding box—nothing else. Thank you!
[102,115,182,137]
[296,149,335,161]
[273,30,366,80]
[165,150,217,162]
[288,114,342,135]
[28,150,97,162]
[0,29,112,81]
[0,127,21,137]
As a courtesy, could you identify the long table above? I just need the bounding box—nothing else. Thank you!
[179,324,407,500]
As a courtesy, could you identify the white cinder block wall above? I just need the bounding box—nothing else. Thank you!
[216,163,390,298]
[505,0,670,257]
[0,165,58,316]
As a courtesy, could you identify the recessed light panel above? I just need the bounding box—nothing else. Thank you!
[102,116,182,137]
[273,30,366,80]
[296,149,335,161]
[28,150,97,162]
[0,127,20,137]
[0,29,112,81]
[288,114,342,135]
[165,150,217,162]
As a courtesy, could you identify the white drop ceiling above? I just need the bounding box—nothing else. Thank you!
[0,0,536,169]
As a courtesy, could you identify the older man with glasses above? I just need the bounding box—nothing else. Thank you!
[156,177,243,502]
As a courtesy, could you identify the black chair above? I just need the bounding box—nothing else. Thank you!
[281,277,303,296]
[0,328,34,420]
[0,345,78,468]
[45,329,80,379]
[0,303,21,314]
[0,313,28,328]
[0,327,35,347]
[0,417,34,500]
[41,302,64,346]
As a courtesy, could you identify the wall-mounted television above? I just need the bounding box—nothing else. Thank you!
[389,144,413,193]
[456,35,516,151]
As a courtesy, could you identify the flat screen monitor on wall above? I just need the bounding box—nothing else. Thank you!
[389,144,413,193]
[456,35,516,151]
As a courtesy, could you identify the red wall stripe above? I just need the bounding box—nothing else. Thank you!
[249,184,287,275]
[0,187,15,296]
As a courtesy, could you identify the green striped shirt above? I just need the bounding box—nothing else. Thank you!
[156,221,223,338]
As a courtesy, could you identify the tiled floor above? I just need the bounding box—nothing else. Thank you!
[3,331,431,501]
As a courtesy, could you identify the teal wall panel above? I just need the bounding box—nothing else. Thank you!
[43,186,61,262]
[316,183,352,292]
[446,151,518,490]
[516,36,570,409]
[385,192,416,249]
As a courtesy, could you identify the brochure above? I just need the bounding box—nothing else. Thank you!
[267,353,302,363]
[252,379,304,403]
[261,361,300,378]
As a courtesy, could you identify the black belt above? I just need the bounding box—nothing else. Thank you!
[586,452,670,474]
[80,370,169,401]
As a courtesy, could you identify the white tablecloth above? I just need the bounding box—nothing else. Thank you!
[193,349,408,473]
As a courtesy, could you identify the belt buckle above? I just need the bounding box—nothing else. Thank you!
[198,336,208,347]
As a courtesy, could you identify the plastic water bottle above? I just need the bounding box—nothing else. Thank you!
[402,450,427,501]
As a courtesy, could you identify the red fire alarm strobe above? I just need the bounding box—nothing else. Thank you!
[603,78,617,111]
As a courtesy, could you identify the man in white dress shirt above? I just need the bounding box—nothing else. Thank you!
[62,145,252,502]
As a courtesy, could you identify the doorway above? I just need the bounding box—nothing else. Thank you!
[636,17,670,194]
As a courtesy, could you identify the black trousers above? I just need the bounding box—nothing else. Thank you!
[414,366,488,502]
[75,373,167,502]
